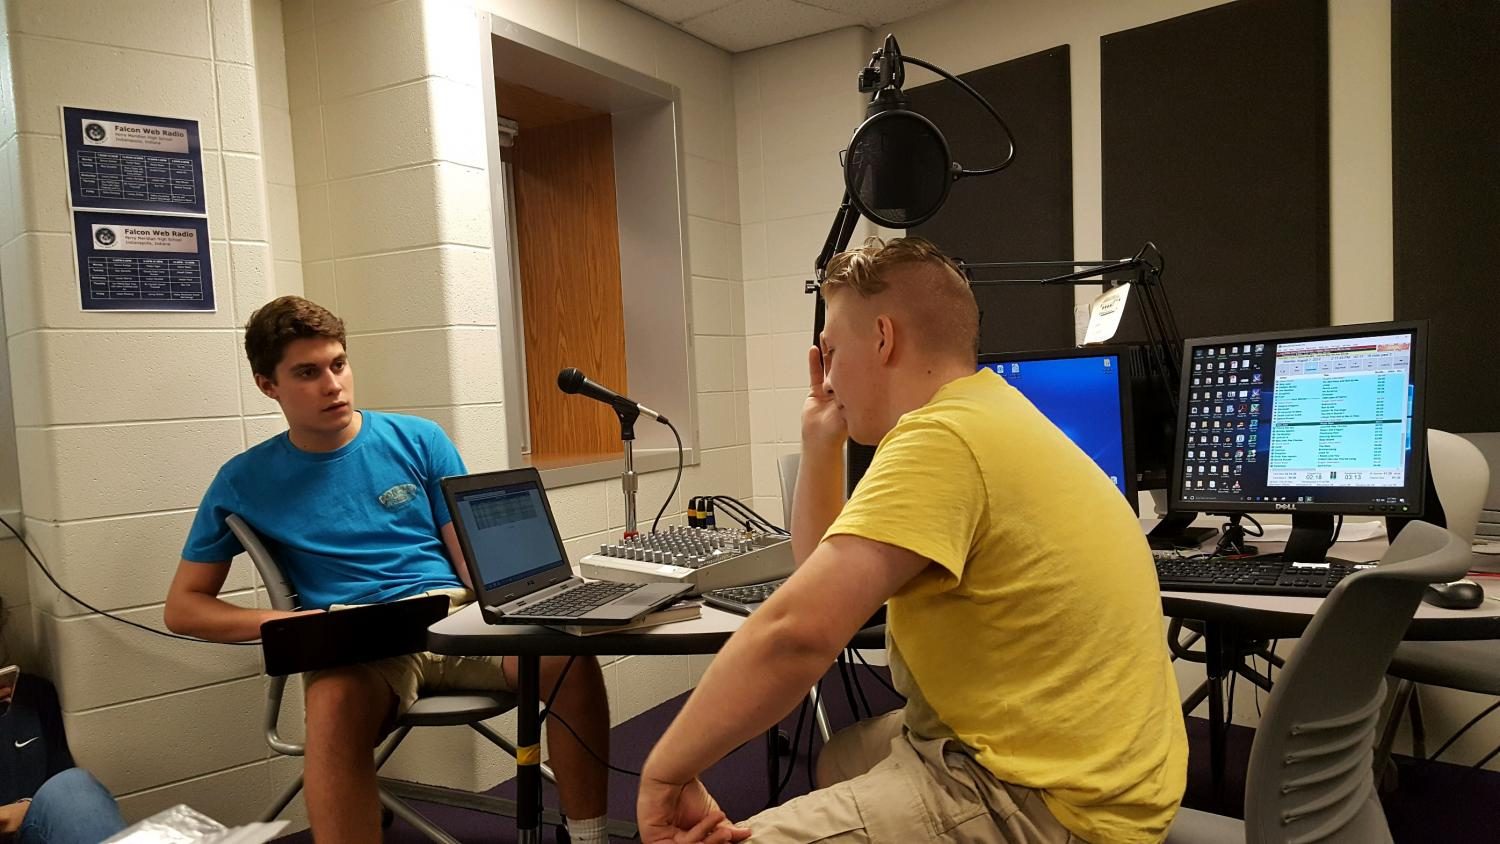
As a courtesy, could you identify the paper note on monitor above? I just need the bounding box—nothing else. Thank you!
[1085,283,1132,344]
[1259,520,1387,543]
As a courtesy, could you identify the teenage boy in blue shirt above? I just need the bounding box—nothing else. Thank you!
[164,296,611,844]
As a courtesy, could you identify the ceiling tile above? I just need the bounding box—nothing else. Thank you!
[682,0,854,53]
[829,0,959,28]
[616,0,961,53]
[619,0,733,24]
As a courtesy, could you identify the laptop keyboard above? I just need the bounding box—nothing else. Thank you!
[521,581,644,618]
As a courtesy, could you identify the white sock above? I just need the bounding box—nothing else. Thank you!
[567,814,609,844]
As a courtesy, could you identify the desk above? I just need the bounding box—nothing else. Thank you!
[428,604,885,844]
[1159,533,1500,791]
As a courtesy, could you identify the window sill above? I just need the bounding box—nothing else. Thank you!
[528,447,695,489]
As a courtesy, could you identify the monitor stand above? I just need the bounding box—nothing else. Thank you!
[1145,492,1219,550]
[1279,513,1355,566]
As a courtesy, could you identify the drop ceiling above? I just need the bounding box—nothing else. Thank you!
[617,0,960,53]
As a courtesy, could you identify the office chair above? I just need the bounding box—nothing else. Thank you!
[226,515,562,843]
[1167,521,1472,843]
[1373,430,1494,779]
[1168,619,1283,713]
[1470,433,1500,543]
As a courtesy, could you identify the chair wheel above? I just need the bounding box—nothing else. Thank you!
[775,729,793,756]
[381,806,394,829]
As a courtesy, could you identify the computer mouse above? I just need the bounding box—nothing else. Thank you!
[1423,579,1485,610]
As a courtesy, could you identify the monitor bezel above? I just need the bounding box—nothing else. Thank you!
[979,345,1139,513]
[441,467,574,602]
[1168,320,1429,518]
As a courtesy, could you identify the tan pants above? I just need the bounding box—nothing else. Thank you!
[743,711,1082,843]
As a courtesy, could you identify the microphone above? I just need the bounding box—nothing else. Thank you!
[846,36,952,227]
[842,34,1016,229]
[556,368,667,423]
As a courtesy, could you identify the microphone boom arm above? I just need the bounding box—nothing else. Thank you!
[954,243,1182,409]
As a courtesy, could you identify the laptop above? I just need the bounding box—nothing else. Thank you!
[442,468,690,625]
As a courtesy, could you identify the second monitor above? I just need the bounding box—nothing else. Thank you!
[1170,320,1428,564]
[980,347,1137,510]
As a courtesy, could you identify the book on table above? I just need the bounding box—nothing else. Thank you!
[546,598,702,636]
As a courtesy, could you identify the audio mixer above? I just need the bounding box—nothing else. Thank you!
[579,526,795,594]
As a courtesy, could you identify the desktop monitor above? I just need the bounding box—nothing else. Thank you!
[1170,321,1428,563]
[979,347,1138,511]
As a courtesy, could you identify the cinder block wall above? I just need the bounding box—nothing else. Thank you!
[0,0,29,680]
[734,27,872,522]
[0,0,312,824]
[0,0,753,827]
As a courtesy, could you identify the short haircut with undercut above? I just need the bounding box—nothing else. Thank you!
[821,236,979,362]
[244,296,346,381]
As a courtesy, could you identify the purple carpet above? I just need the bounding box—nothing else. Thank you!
[275,662,1500,842]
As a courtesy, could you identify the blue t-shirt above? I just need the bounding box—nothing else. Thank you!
[182,411,468,609]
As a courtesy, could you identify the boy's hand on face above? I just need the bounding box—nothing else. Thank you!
[802,346,847,450]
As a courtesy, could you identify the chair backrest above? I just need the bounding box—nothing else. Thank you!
[225,514,300,611]
[1461,432,1500,540]
[1243,521,1471,843]
[777,451,800,528]
[1428,430,1491,543]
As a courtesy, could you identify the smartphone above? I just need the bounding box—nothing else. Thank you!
[0,665,19,703]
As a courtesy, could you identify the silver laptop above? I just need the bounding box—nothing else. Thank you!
[442,468,689,625]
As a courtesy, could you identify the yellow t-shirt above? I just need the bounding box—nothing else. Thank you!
[824,369,1187,844]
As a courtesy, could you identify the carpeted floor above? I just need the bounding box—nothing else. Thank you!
[275,662,1500,842]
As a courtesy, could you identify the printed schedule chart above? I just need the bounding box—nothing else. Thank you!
[73,149,198,209]
[63,107,215,312]
[72,211,214,311]
[85,256,206,303]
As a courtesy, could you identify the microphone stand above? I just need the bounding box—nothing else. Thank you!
[808,190,862,344]
[614,405,642,537]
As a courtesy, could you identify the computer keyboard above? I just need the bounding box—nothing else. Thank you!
[1155,555,1372,597]
[702,578,786,615]
[525,581,644,618]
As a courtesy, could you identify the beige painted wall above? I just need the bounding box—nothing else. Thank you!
[0,0,32,681]
[736,26,872,522]
[0,0,314,825]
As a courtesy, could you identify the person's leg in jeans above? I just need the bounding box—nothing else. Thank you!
[17,768,127,844]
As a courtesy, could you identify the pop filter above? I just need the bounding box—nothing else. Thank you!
[841,35,1015,230]
[845,109,953,228]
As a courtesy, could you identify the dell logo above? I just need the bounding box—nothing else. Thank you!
[1274,503,1297,511]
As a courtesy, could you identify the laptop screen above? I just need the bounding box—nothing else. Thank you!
[451,480,566,592]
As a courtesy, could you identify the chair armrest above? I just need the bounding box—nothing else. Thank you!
[265,674,304,757]
[1168,618,1208,664]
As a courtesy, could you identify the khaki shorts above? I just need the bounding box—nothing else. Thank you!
[306,591,513,722]
[317,650,514,720]
[743,711,1081,844]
